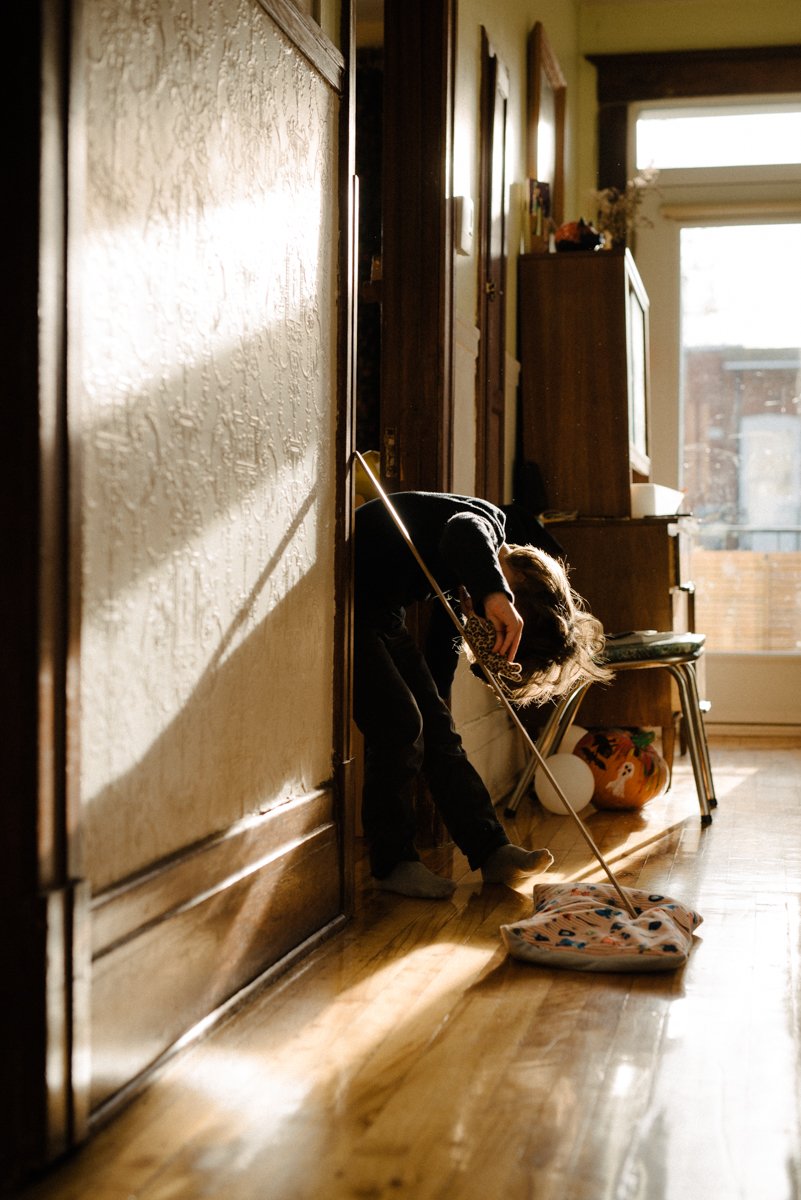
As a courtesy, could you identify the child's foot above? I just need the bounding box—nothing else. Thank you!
[375,861,457,899]
[480,844,554,884]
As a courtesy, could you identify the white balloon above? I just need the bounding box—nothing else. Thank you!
[535,754,595,815]
[557,724,588,754]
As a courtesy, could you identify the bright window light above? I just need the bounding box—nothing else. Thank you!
[636,103,801,169]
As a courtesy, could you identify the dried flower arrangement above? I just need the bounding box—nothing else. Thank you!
[591,169,659,249]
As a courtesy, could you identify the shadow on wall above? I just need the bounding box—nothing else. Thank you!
[84,484,336,892]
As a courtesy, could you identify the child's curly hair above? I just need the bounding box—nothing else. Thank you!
[498,544,612,706]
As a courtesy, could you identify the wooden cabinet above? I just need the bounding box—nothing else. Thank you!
[517,251,692,752]
[518,248,650,518]
[552,517,688,735]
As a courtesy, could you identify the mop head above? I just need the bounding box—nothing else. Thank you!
[463,614,523,683]
[500,882,703,973]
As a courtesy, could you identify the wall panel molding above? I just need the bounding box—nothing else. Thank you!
[91,788,334,956]
[89,787,340,1111]
[256,0,345,89]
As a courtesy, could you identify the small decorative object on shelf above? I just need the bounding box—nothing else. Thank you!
[591,168,659,250]
[527,179,553,251]
[553,218,604,253]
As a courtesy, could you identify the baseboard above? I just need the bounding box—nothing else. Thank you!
[706,723,801,742]
[89,788,342,1111]
[89,912,348,1134]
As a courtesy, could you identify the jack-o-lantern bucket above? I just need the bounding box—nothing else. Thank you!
[574,728,669,810]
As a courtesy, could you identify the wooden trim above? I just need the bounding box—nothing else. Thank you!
[477,27,495,496]
[587,45,801,189]
[40,880,92,1155]
[527,22,567,227]
[706,724,801,740]
[595,102,629,192]
[441,0,456,490]
[0,0,77,1187]
[90,914,348,1132]
[65,0,92,1154]
[476,28,508,504]
[587,44,801,106]
[661,200,801,221]
[88,788,340,1111]
[91,789,335,957]
[255,0,345,90]
[335,0,357,915]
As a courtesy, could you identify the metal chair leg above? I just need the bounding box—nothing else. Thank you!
[504,681,591,817]
[666,663,716,825]
[678,661,717,809]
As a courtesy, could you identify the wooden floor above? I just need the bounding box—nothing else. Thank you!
[22,738,801,1200]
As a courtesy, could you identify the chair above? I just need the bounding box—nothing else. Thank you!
[504,631,718,826]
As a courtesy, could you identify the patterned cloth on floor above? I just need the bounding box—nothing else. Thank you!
[500,881,703,973]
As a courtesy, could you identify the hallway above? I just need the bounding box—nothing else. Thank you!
[21,738,801,1200]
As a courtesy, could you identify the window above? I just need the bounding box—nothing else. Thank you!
[633,96,801,731]
[636,101,801,170]
[679,223,801,652]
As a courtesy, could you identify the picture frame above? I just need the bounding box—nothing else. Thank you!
[526,23,566,241]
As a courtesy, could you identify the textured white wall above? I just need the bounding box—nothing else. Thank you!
[75,0,339,889]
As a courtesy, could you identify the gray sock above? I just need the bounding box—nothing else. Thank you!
[480,844,554,884]
[375,861,457,899]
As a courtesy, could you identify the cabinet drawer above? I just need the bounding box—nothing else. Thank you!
[553,519,682,633]
[549,518,685,731]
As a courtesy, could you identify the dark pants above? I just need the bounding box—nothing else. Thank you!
[353,604,509,879]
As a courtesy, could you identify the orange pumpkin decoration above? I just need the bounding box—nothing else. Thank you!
[574,728,670,810]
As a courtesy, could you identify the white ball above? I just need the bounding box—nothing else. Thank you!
[535,754,595,815]
[558,724,588,754]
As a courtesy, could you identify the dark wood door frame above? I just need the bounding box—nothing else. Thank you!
[2,1,79,1188]
[476,29,509,505]
[587,44,801,189]
[380,0,456,493]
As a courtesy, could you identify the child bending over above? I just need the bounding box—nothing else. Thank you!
[354,491,608,899]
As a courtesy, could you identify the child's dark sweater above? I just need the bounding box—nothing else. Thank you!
[354,491,513,611]
[355,492,515,698]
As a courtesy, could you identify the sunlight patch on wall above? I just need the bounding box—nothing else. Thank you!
[82,188,325,408]
[78,0,340,889]
[80,451,331,806]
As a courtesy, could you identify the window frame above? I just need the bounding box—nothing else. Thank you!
[586,44,801,189]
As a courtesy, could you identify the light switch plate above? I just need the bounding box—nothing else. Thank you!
[454,195,473,256]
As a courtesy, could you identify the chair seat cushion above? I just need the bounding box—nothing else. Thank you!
[500,881,703,973]
[603,630,706,665]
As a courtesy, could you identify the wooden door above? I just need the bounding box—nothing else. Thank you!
[380,0,455,493]
[476,29,509,505]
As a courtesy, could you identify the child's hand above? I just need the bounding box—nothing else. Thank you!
[483,592,523,661]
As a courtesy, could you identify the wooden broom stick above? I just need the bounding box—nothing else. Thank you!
[353,451,637,918]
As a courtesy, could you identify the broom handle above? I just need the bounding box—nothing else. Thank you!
[352,451,637,919]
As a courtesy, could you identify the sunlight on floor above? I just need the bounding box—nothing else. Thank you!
[176,943,496,1126]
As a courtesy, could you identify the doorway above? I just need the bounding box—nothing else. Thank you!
[354,0,455,494]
